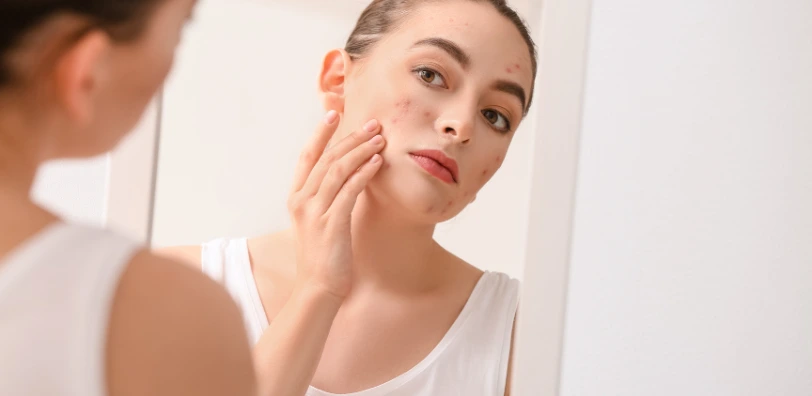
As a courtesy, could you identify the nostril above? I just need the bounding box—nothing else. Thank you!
[445,127,456,134]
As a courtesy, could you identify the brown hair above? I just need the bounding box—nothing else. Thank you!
[345,0,538,111]
[0,0,162,86]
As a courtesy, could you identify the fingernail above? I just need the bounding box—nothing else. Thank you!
[371,154,382,164]
[324,110,338,124]
[370,135,383,145]
[363,119,379,133]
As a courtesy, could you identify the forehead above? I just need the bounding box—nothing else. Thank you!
[375,1,533,84]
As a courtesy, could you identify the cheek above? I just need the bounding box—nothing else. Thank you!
[475,153,506,181]
[390,97,412,125]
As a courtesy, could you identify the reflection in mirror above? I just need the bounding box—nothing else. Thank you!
[151,0,543,395]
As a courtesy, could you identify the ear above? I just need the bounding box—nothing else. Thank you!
[53,30,111,126]
[318,49,352,113]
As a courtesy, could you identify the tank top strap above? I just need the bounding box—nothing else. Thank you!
[200,237,267,343]
[451,271,521,395]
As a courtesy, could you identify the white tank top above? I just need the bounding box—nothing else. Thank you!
[0,223,139,396]
[201,238,520,396]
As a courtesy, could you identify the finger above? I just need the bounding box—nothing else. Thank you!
[314,134,385,210]
[328,154,383,218]
[291,110,340,193]
[300,118,380,196]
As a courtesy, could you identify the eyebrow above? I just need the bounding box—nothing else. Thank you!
[412,37,471,69]
[493,80,528,114]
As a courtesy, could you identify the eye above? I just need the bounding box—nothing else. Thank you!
[482,109,511,133]
[414,67,447,88]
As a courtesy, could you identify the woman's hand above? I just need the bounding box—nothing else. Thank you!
[253,112,385,396]
[287,110,385,299]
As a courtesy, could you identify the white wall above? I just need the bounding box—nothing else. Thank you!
[560,1,812,395]
[151,0,539,278]
[32,156,109,226]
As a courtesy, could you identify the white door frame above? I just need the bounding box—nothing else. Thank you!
[511,0,593,394]
[105,94,162,245]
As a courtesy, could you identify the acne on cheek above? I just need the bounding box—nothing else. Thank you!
[390,98,413,125]
[481,156,504,179]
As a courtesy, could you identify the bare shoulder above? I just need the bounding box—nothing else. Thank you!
[247,229,297,278]
[437,246,485,284]
[106,251,256,396]
[153,245,202,270]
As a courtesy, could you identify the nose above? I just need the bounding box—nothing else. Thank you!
[436,107,475,145]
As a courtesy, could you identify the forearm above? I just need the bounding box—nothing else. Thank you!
[252,283,342,396]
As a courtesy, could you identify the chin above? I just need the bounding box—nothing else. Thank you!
[364,164,461,225]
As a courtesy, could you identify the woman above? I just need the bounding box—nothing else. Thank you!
[0,1,260,394]
[161,0,538,395]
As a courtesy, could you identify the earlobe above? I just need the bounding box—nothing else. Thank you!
[53,30,110,126]
[318,49,351,113]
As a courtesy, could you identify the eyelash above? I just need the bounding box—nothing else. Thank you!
[412,66,514,134]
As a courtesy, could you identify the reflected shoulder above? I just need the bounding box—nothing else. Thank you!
[106,251,256,396]
[153,245,202,270]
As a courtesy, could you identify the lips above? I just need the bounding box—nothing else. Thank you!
[409,149,460,184]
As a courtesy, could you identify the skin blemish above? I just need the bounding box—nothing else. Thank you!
[495,155,503,163]
[515,63,521,70]
[506,67,513,74]
[396,98,412,114]
[391,98,411,126]
[424,111,431,118]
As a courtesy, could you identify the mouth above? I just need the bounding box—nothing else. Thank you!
[409,149,460,184]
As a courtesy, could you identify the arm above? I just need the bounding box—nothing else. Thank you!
[106,251,256,396]
[252,284,342,395]
[252,112,385,396]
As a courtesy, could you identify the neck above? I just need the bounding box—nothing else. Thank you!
[0,113,59,261]
[0,115,41,198]
[349,190,442,294]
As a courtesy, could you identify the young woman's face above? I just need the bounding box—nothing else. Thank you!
[333,0,534,223]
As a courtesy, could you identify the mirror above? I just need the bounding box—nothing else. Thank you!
[144,0,555,394]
